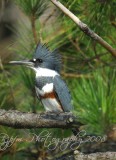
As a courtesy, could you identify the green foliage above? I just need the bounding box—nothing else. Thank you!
[0,0,116,159]
[15,0,48,18]
[70,69,116,135]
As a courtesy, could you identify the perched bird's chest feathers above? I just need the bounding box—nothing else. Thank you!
[35,68,58,95]
[35,68,63,112]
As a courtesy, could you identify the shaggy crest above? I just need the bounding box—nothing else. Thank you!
[34,43,61,73]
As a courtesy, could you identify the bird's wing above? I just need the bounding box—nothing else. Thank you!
[53,75,73,112]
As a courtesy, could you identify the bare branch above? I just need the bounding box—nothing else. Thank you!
[51,0,116,58]
[74,151,116,160]
[0,109,82,129]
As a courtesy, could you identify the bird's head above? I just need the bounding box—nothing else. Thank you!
[10,44,61,73]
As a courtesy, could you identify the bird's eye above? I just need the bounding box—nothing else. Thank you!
[36,58,43,63]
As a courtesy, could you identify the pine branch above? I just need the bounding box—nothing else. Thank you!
[0,109,82,129]
[61,72,92,78]
[31,14,38,44]
[51,0,116,58]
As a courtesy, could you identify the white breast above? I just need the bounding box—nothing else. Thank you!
[42,98,63,112]
[34,68,62,112]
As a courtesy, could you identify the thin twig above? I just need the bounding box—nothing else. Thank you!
[31,14,38,44]
[42,8,57,26]
[62,72,92,78]
[51,0,116,58]
[68,37,87,58]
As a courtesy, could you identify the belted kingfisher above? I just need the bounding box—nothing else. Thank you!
[10,44,73,112]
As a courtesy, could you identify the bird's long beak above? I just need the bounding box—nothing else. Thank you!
[9,60,34,68]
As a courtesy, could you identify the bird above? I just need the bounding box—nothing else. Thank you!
[9,43,73,113]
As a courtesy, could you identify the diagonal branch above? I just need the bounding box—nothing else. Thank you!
[0,109,82,129]
[51,0,116,58]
